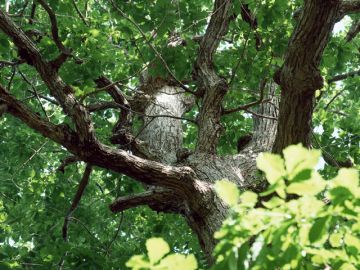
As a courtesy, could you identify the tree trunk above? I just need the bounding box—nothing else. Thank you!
[133,82,278,261]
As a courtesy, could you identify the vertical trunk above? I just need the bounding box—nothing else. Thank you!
[138,85,193,164]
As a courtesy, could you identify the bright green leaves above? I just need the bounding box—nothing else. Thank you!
[215,180,240,207]
[126,238,197,270]
[146,238,170,264]
[212,144,360,269]
[257,152,285,184]
[283,144,321,179]
[257,144,326,198]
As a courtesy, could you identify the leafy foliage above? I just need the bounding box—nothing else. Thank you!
[127,145,359,270]
[0,0,359,269]
[214,144,360,270]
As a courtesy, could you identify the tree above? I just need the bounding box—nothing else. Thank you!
[0,0,359,268]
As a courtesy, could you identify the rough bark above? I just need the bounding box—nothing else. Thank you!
[273,0,341,153]
[0,0,357,265]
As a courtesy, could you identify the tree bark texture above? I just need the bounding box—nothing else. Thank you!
[0,0,357,264]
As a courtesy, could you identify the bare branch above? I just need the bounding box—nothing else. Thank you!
[346,20,360,42]
[110,189,181,213]
[0,84,197,189]
[194,0,233,153]
[328,69,360,83]
[223,79,268,115]
[57,156,80,173]
[339,0,360,18]
[62,164,92,241]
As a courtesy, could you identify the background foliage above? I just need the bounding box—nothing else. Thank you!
[0,0,359,269]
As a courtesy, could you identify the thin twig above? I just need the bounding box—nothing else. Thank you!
[109,0,196,95]
[62,164,92,242]
[324,89,346,110]
[72,0,88,26]
[18,69,50,120]
[223,79,268,115]
[105,212,124,256]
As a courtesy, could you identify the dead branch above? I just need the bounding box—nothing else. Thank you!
[62,164,92,241]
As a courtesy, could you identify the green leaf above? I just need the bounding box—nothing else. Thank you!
[331,168,359,196]
[283,144,321,179]
[287,172,326,196]
[126,255,150,270]
[309,216,329,243]
[262,196,284,209]
[146,237,170,263]
[257,152,286,184]
[329,233,343,248]
[215,180,240,206]
[239,191,258,208]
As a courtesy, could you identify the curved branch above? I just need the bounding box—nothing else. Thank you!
[193,0,233,153]
[62,164,92,241]
[0,9,95,143]
[0,85,197,189]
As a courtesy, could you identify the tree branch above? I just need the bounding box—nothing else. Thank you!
[193,0,233,153]
[110,189,181,213]
[240,4,262,50]
[36,0,69,54]
[0,84,197,189]
[57,156,80,173]
[0,9,95,143]
[273,0,341,153]
[328,69,360,83]
[62,164,92,241]
[339,0,360,18]
[346,19,360,42]
[223,79,267,115]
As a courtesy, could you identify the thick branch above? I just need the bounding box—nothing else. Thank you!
[339,0,360,18]
[0,85,197,190]
[110,189,181,213]
[273,0,341,153]
[194,0,233,153]
[0,10,95,143]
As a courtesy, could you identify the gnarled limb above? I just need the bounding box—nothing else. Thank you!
[0,84,197,189]
[273,0,341,153]
[194,0,233,154]
[0,9,95,143]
